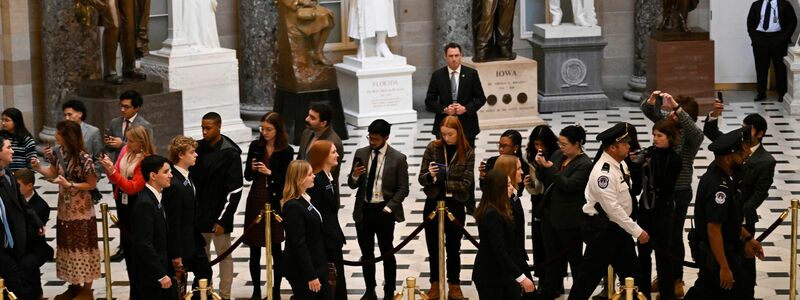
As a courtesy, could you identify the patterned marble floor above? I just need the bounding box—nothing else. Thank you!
[34,97,800,299]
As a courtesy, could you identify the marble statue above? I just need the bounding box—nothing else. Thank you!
[660,0,699,32]
[347,0,397,59]
[83,0,149,84]
[179,0,221,48]
[549,0,598,27]
[473,0,517,62]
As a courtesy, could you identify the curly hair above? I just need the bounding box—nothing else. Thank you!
[167,135,198,164]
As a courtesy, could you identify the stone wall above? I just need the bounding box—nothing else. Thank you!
[0,0,39,131]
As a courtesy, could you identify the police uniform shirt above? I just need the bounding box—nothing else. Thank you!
[694,163,743,244]
[583,151,644,239]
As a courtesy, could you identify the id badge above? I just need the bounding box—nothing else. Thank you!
[121,193,129,205]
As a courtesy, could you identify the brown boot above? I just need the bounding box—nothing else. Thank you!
[426,281,440,300]
[54,285,81,300]
[74,286,94,300]
[447,283,465,300]
[674,279,685,298]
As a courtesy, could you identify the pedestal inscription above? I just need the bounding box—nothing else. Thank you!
[335,56,417,127]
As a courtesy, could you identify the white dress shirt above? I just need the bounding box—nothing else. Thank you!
[582,152,644,239]
[758,0,782,33]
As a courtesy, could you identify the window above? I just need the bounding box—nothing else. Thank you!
[321,0,357,51]
[519,0,547,39]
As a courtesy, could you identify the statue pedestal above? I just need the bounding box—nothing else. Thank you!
[334,55,418,127]
[646,32,715,114]
[141,47,253,144]
[783,47,800,115]
[462,56,546,129]
[68,78,183,155]
[528,24,609,112]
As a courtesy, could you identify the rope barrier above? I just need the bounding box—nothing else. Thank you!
[209,211,266,266]
[342,211,437,266]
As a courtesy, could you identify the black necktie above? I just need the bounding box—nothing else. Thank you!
[365,150,380,202]
[762,1,773,30]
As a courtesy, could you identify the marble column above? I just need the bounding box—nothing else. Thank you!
[40,1,101,141]
[239,0,279,126]
[623,0,660,102]
[436,0,472,67]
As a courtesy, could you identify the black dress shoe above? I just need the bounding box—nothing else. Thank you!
[779,94,786,102]
[123,70,147,80]
[109,248,125,262]
[360,289,378,300]
[383,290,396,300]
[754,93,767,101]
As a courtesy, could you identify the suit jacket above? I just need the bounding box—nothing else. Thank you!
[282,196,328,282]
[418,142,475,203]
[747,0,797,43]
[472,207,523,286]
[308,171,345,251]
[538,151,593,229]
[81,121,104,174]
[106,114,154,162]
[425,65,487,138]
[703,117,776,224]
[162,168,207,264]
[27,192,50,226]
[190,135,243,233]
[297,126,345,188]
[130,187,173,288]
[347,145,409,222]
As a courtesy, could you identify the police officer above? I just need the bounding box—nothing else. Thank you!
[568,123,650,300]
[684,129,765,299]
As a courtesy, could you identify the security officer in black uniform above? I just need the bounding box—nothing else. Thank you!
[568,123,649,300]
[684,128,765,299]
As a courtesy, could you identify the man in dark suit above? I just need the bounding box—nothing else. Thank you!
[104,90,155,162]
[703,103,776,298]
[163,136,213,294]
[347,119,410,300]
[191,112,243,300]
[0,137,52,300]
[13,168,50,225]
[130,155,178,299]
[747,0,797,102]
[425,42,487,148]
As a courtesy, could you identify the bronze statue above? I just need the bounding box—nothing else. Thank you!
[276,0,338,91]
[660,0,699,32]
[80,0,149,84]
[472,0,517,62]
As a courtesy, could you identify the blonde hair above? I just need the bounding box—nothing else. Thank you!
[126,124,156,156]
[282,160,312,208]
[167,135,197,164]
[494,154,520,184]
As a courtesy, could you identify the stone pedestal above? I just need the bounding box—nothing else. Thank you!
[462,56,546,129]
[646,32,715,113]
[274,89,349,145]
[783,47,800,115]
[141,47,252,144]
[528,24,608,112]
[334,55,418,127]
[68,78,183,155]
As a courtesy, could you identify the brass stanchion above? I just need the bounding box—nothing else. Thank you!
[407,277,416,300]
[607,266,615,299]
[791,199,798,300]
[610,277,646,300]
[184,279,222,300]
[436,201,446,298]
[265,204,274,300]
[100,203,113,300]
[0,278,18,300]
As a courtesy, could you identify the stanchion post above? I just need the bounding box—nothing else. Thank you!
[1,277,5,300]
[437,200,446,298]
[406,277,416,300]
[791,199,798,300]
[200,279,209,300]
[265,204,274,300]
[607,266,615,299]
[100,203,113,300]
[624,277,634,300]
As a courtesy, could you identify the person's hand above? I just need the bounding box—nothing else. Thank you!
[711,99,724,118]
[352,161,366,179]
[50,175,70,189]
[478,160,487,178]
[520,277,535,293]
[535,153,553,168]
[628,151,638,162]
[428,162,440,177]
[100,154,115,174]
[453,103,467,115]
[719,267,734,290]
[43,146,54,158]
[744,239,765,260]
[30,157,40,170]
[444,105,455,116]
[213,223,225,236]
[104,136,123,148]
[38,226,46,236]
[523,175,532,186]
[159,276,173,289]
[662,92,678,110]
[647,90,662,105]
[308,278,321,292]
[251,160,271,175]
[507,182,515,198]
[638,231,650,244]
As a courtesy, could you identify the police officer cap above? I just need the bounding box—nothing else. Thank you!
[708,127,750,155]
[596,122,632,144]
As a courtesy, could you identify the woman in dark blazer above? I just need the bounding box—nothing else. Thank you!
[306,139,346,300]
[281,160,332,300]
[473,169,535,300]
[534,125,593,299]
[243,112,294,300]
[418,116,475,300]
[525,125,559,287]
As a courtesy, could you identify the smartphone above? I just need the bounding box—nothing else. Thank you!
[655,94,664,109]
[353,157,363,168]
[717,91,724,103]
[432,162,447,170]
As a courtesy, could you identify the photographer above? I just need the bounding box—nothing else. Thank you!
[635,120,682,300]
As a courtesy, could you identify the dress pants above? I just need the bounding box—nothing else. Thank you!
[473,0,515,50]
[539,218,582,298]
[741,223,757,299]
[117,0,139,73]
[288,275,334,300]
[356,202,398,295]
[530,196,547,279]
[203,233,233,299]
[683,243,746,300]
[476,281,523,300]
[671,188,692,280]
[637,203,676,300]
[185,248,214,292]
[424,198,466,284]
[136,283,178,300]
[568,223,641,300]
[752,32,790,98]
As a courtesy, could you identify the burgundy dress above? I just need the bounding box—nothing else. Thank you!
[242,144,294,246]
